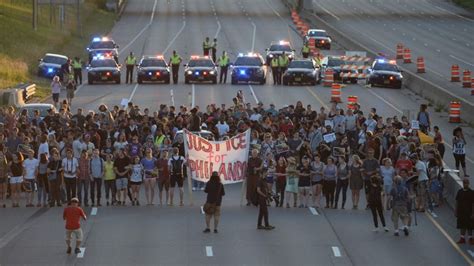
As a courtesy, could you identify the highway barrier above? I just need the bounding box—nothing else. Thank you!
[13,83,36,102]
[416,57,425,73]
[347,95,358,110]
[462,70,471,88]
[323,68,334,87]
[403,48,412,63]
[331,83,342,103]
[396,43,404,59]
[451,65,460,82]
[449,101,461,123]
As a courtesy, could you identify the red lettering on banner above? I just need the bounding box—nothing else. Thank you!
[188,159,196,176]
[196,160,204,178]
[226,139,231,151]
[215,143,220,152]
[187,134,213,152]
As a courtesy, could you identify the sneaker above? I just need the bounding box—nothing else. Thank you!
[264,225,275,230]
[74,247,81,254]
[403,227,409,236]
[373,227,379,232]
[457,237,466,244]
[66,246,72,254]
[214,229,218,233]
[257,225,266,230]
[203,228,211,233]
[384,227,389,232]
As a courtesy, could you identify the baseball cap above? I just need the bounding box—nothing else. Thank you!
[71,197,79,203]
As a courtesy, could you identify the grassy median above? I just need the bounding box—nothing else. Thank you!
[0,0,117,99]
[454,0,474,10]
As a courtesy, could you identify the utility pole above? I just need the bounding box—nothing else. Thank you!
[32,0,38,30]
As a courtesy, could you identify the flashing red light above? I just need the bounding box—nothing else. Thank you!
[106,72,111,76]
[156,72,160,76]
[389,76,394,80]
[203,71,208,75]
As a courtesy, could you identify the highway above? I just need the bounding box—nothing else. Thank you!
[6,0,472,264]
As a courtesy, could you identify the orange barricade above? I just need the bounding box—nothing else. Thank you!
[403,48,412,63]
[396,44,404,59]
[449,101,461,123]
[323,69,334,87]
[308,38,315,47]
[416,57,425,73]
[462,70,471,88]
[331,83,342,103]
[451,65,460,82]
[347,95,358,109]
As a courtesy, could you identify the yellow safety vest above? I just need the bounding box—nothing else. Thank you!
[170,54,181,65]
[314,57,322,67]
[271,58,279,67]
[126,56,136,65]
[72,60,82,69]
[154,135,165,147]
[302,45,310,53]
[278,56,289,67]
[203,41,210,50]
[219,56,229,67]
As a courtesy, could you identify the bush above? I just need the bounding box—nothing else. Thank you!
[0,54,28,89]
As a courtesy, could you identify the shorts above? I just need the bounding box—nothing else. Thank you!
[298,186,310,191]
[158,178,170,191]
[130,181,142,186]
[205,205,221,217]
[10,176,23,184]
[116,178,128,190]
[52,93,59,103]
[170,175,184,188]
[66,228,83,241]
[312,180,323,185]
[23,179,36,192]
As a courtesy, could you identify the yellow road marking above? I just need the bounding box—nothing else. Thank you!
[305,86,328,109]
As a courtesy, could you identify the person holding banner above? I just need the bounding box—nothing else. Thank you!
[203,172,225,234]
[168,148,186,206]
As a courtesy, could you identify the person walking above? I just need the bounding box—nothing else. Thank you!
[217,51,229,84]
[349,155,364,209]
[47,149,63,207]
[157,150,170,206]
[89,149,104,207]
[23,149,39,207]
[416,104,431,133]
[389,176,410,236]
[246,149,263,206]
[168,147,186,206]
[310,155,324,208]
[323,157,337,208]
[362,148,380,209]
[141,148,157,205]
[285,157,299,208]
[66,79,76,106]
[455,179,474,244]
[103,153,116,206]
[51,76,62,109]
[414,154,429,212]
[114,149,130,205]
[380,158,395,210]
[257,169,275,230]
[203,171,225,233]
[72,57,82,85]
[271,55,280,85]
[433,126,445,159]
[63,197,87,255]
[203,37,211,56]
[453,127,469,177]
[124,52,136,84]
[76,150,90,206]
[297,156,311,208]
[334,156,349,209]
[211,38,218,62]
[129,156,144,206]
[169,50,182,84]
[275,156,287,207]
[368,175,389,232]
[9,152,24,207]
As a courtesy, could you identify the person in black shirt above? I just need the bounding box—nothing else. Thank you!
[203,172,225,233]
[368,175,388,232]
[113,149,130,205]
[257,170,275,230]
[297,157,311,208]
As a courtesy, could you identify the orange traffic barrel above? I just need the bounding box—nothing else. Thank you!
[396,43,404,59]
[403,48,412,63]
[331,83,342,103]
[323,68,334,87]
[462,70,471,88]
[449,101,461,123]
[451,65,460,82]
[347,95,358,109]
[416,57,425,73]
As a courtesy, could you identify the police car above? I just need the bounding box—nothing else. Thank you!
[320,56,358,83]
[367,59,403,89]
[137,56,170,84]
[304,29,332,50]
[86,37,119,63]
[87,56,121,85]
[230,53,267,85]
[184,56,217,84]
[265,41,295,65]
[282,59,320,86]
[37,53,68,78]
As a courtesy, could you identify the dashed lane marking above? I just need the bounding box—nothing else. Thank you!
[309,207,319,215]
[77,247,86,258]
[450,54,474,67]
[192,84,196,107]
[305,86,328,109]
[331,246,341,257]
[206,246,213,257]
[251,22,256,52]
[90,207,98,216]
[248,85,259,104]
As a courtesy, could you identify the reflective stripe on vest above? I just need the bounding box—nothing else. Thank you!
[203,41,210,49]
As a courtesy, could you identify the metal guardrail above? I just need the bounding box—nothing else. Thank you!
[13,83,36,102]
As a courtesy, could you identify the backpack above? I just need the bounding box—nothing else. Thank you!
[171,156,183,175]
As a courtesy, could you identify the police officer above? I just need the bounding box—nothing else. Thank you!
[278,52,289,85]
[301,42,310,59]
[203,37,211,56]
[72,57,83,85]
[211,38,218,62]
[217,51,229,84]
[168,51,182,84]
[270,55,280,85]
[314,52,322,68]
[124,52,137,84]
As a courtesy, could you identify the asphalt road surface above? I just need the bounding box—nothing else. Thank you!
[19,0,474,264]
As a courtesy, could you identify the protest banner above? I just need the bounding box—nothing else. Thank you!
[184,129,250,184]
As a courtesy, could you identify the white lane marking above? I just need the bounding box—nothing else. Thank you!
[332,246,341,257]
[248,85,259,104]
[128,83,139,101]
[206,246,214,257]
[264,0,282,18]
[366,89,403,114]
[170,89,175,106]
[90,207,98,216]
[309,207,319,215]
[77,247,86,258]
[192,84,196,107]
[251,22,256,52]
[433,5,474,23]
[313,0,340,21]
[214,21,221,39]
[429,69,445,78]
[305,87,328,109]
[450,55,474,67]
[74,80,87,94]
[201,206,205,214]
[119,0,158,55]
[163,21,187,55]
[429,211,438,218]
[468,250,474,258]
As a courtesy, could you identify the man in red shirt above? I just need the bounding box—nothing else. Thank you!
[63,197,87,254]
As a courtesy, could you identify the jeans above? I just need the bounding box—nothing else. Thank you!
[64,178,77,203]
[90,178,103,204]
[37,173,49,204]
[323,180,336,207]
[48,179,61,206]
[104,180,116,202]
[257,197,269,227]
[335,179,349,208]
[276,178,286,207]
[370,200,386,228]
[77,179,90,205]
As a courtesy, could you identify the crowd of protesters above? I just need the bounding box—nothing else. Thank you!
[0,90,469,236]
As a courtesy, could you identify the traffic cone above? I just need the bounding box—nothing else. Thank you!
[462,70,471,88]
[331,83,342,103]
[416,57,425,73]
[449,101,461,123]
[323,68,334,87]
[396,43,404,59]
[403,48,412,63]
[451,65,460,82]
[347,95,358,110]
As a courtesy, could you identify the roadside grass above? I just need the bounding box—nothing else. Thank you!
[453,0,474,10]
[0,0,116,99]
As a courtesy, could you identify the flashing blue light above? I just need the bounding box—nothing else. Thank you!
[239,69,246,75]
[47,68,54,73]
[148,72,152,76]
[195,71,199,75]
[376,59,385,63]
[92,37,101,42]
